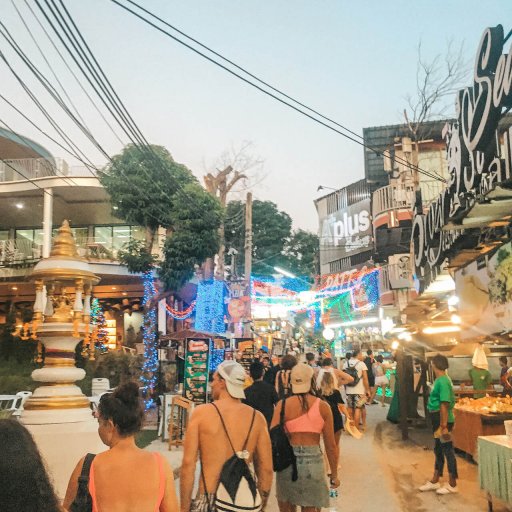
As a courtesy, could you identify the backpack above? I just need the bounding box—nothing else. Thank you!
[344,361,361,387]
[69,453,96,512]
[269,398,298,480]
[200,404,262,512]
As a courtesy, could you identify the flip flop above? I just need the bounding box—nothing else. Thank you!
[345,420,363,439]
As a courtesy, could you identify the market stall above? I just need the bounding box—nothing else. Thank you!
[452,396,512,459]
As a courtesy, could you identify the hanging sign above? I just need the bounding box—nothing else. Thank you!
[184,338,210,404]
[413,25,512,291]
[236,338,256,373]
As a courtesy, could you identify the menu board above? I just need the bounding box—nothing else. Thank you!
[236,338,256,373]
[184,338,210,404]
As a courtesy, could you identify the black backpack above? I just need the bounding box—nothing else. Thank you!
[344,361,361,387]
[200,404,262,512]
[69,453,96,512]
[269,398,298,481]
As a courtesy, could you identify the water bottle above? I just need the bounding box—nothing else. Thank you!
[328,488,338,512]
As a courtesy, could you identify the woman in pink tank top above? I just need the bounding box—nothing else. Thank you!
[270,363,339,512]
[63,382,178,512]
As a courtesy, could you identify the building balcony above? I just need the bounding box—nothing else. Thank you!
[372,185,415,229]
[0,237,129,269]
[378,262,416,307]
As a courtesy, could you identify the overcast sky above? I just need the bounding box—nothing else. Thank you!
[1,1,509,231]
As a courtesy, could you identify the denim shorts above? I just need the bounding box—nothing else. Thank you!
[276,445,329,508]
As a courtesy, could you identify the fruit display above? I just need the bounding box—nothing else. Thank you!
[456,395,512,414]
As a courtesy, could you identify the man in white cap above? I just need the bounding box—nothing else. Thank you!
[469,345,492,398]
[180,360,273,511]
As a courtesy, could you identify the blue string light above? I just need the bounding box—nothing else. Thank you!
[195,280,226,334]
[209,340,225,372]
[140,271,158,410]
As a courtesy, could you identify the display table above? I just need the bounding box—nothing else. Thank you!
[478,435,512,511]
[452,409,512,459]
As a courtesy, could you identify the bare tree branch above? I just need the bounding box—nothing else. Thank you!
[403,39,469,141]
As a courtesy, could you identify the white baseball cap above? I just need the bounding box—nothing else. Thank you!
[217,360,247,399]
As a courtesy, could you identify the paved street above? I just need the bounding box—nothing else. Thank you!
[150,404,510,511]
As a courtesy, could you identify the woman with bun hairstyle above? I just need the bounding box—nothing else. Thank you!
[64,382,178,511]
[0,418,63,512]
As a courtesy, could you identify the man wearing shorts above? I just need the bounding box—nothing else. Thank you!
[343,348,371,433]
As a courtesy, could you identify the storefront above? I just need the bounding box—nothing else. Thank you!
[409,24,512,456]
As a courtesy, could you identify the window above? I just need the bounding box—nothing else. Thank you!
[71,227,88,245]
[93,225,144,254]
[16,229,44,246]
[0,231,8,241]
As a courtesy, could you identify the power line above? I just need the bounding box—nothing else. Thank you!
[110,0,446,184]
[33,0,145,150]
[35,0,206,213]
[0,93,99,175]
[0,48,100,169]
[21,0,125,146]
[10,0,89,131]
[0,21,111,160]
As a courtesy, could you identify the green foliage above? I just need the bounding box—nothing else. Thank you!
[125,324,137,348]
[101,145,223,292]
[118,239,158,274]
[225,200,318,278]
[284,229,319,279]
[225,199,292,274]
[0,358,38,394]
[99,144,196,232]
[159,183,223,291]
[91,351,144,389]
[0,303,17,361]
[135,429,158,448]
[0,303,37,363]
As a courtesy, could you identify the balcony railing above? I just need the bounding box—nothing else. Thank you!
[379,263,414,294]
[0,237,124,268]
[0,239,42,266]
[372,185,415,219]
[0,158,70,182]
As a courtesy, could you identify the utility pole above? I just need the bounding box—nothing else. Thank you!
[244,192,252,281]
[243,192,253,338]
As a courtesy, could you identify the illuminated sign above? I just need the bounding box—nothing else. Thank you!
[413,25,512,290]
[320,199,372,255]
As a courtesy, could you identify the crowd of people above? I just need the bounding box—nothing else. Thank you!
[0,348,469,511]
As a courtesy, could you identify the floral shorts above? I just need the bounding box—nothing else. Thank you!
[346,393,367,409]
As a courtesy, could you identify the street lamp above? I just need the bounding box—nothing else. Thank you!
[322,327,335,341]
[317,185,338,192]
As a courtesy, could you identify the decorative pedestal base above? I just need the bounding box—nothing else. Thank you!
[24,420,106,500]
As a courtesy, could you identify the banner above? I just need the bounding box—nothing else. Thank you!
[455,242,512,338]
[184,338,210,404]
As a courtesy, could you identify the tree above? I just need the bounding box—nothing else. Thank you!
[100,144,222,408]
[404,40,468,141]
[101,144,223,292]
[99,144,196,251]
[224,199,293,275]
[284,229,319,279]
[204,142,265,279]
[0,302,17,361]
[159,182,223,291]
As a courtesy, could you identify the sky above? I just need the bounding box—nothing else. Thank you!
[1,1,510,231]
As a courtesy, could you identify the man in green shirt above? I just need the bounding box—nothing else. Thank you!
[419,354,458,496]
[468,366,492,398]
